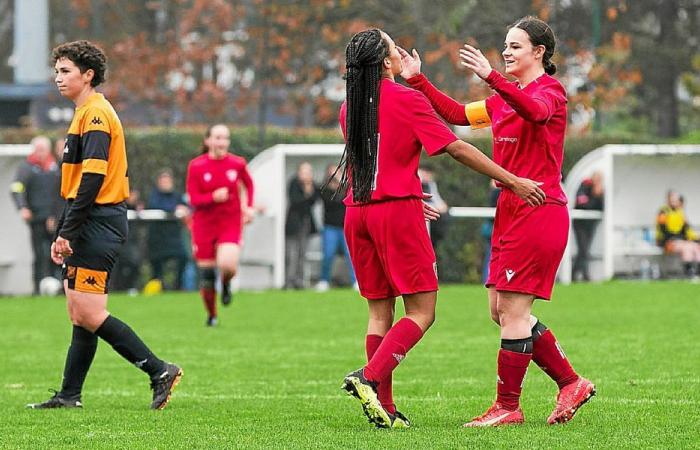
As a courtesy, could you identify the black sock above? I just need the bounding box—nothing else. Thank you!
[684,262,693,276]
[501,337,533,354]
[60,325,98,399]
[94,315,166,379]
[531,320,548,342]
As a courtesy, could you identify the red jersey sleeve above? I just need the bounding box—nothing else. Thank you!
[238,162,254,208]
[406,74,469,126]
[186,160,214,207]
[485,70,565,123]
[408,91,459,156]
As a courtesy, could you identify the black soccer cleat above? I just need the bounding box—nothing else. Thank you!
[221,281,232,306]
[341,368,391,428]
[206,316,218,327]
[150,363,183,410]
[26,390,83,409]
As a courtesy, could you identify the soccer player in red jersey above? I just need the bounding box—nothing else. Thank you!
[186,124,255,326]
[399,16,596,426]
[337,29,546,429]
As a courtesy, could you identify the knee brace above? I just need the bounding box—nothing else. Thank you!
[199,267,216,290]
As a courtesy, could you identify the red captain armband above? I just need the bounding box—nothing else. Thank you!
[465,100,491,129]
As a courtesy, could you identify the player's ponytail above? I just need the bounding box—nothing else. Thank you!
[336,29,389,203]
[200,125,214,155]
[511,16,557,76]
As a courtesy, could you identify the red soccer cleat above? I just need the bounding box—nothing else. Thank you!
[463,403,524,427]
[547,377,596,424]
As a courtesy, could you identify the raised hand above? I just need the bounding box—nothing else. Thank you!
[397,46,422,79]
[459,44,492,80]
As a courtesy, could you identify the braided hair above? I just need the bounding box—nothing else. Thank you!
[336,29,389,203]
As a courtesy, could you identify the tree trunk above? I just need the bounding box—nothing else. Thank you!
[654,0,680,138]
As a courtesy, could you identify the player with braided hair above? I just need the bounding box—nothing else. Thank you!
[400,16,596,427]
[338,28,546,429]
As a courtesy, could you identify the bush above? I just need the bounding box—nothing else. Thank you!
[2,125,686,283]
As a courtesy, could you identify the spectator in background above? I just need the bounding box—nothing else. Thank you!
[418,166,450,249]
[572,171,604,281]
[656,190,700,278]
[481,180,501,283]
[146,169,189,291]
[111,189,144,293]
[285,161,319,289]
[9,136,61,295]
[315,164,356,292]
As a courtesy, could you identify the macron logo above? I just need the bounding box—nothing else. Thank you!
[505,269,516,282]
[392,353,405,363]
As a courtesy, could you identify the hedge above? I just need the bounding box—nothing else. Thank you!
[2,125,686,283]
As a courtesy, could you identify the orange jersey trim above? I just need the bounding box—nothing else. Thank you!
[82,158,108,175]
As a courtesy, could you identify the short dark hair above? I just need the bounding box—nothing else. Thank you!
[511,16,557,75]
[52,40,107,87]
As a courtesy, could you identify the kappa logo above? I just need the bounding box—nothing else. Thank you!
[505,269,516,282]
[392,353,405,363]
[90,116,104,126]
[83,276,98,286]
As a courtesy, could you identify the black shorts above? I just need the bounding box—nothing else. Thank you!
[63,203,128,294]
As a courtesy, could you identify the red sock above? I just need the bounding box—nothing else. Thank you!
[200,288,217,318]
[496,349,532,411]
[532,329,579,389]
[364,318,423,384]
[366,334,396,414]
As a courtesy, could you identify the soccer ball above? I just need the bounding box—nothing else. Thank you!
[39,276,63,296]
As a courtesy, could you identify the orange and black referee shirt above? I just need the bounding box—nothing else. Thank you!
[61,92,129,203]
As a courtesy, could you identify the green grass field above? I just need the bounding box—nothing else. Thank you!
[1,282,698,449]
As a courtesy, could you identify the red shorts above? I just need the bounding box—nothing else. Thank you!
[191,214,242,260]
[344,197,438,300]
[486,191,569,300]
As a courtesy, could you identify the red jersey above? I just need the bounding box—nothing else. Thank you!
[407,71,568,203]
[186,153,254,221]
[339,78,458,206]
[484,71,568,204]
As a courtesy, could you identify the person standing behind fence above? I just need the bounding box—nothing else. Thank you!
[10,136,61,295]
[572,171,604,281]
[284,161,320,289]
[186,124,255,327]
[656,190,700,279]
[400,16,595,426]
[315,164,356,292]
[418,166,450,249]
[146,169,189,291]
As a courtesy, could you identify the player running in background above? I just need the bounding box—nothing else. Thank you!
[400,16,595,426]
[338,28,546,429]
[186,124,255,327]
[28,40,181,410]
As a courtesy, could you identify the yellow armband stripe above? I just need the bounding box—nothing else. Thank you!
[465,100,491,129]
[10,181,25,193]
[82,158,108,175]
